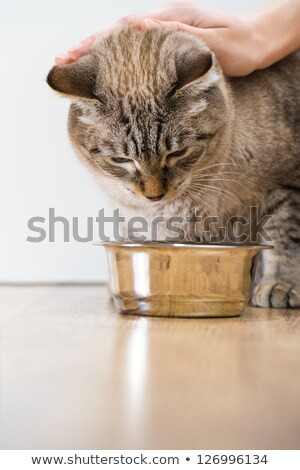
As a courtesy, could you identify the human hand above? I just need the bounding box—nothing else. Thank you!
[55,0,262,76]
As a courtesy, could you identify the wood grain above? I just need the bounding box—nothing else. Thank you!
[1,285,300,449]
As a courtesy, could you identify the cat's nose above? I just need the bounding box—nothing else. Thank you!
[145,194,165,202]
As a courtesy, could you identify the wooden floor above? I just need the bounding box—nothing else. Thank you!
[1,285,300,450]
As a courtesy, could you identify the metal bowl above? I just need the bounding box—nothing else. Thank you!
[99,242,271,318]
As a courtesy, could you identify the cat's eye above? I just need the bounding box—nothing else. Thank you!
[167,148,188,159]
[196,132,215,141]
[111,157,132,164]
[89,147,101,155]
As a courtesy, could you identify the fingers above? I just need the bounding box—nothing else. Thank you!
[53,14,217,66]
[119,17,217,53]
[141,18,212,41]
[55,53,76,65]
[54,24,120,65]
[144,18,187,31]
[68,34,99,60]
[127,8,196,25]
[125,0,197,24]
[54,34,98,65]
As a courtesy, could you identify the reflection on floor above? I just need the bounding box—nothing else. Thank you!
[1,285,300,449]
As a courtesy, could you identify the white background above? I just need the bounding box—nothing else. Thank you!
[1,0,264,282]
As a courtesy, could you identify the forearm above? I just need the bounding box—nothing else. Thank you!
[250,0,300,70]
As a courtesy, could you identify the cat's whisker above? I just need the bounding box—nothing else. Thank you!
[193,171,242,177]
[184,193,197,207]
[193,162,244,174]
[189,183,236,199]
[193,177,246,188]
[198,192,219,208]
[189,183,238,203]
[184,187,219,208]
[185,193,211,209]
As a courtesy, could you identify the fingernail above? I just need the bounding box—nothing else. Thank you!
[119,14,137,23]
[56,53,69,59]
[69,43,82,51]
[67,47,82,59]
[144,18,162,29]
[55,54,68,64]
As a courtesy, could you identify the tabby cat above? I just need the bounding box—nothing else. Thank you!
[47,26,300,308]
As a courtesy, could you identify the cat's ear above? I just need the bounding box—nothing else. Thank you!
[175,44,217,92]
[47,55,97,100]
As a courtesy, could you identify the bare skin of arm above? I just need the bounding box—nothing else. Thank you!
[55,0,300,77]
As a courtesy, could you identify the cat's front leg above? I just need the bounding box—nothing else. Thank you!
[253,279,300,308]
[252,192,300,308]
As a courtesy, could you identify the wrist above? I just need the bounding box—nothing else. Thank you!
[246,12,271,72]
[247,3,300,72]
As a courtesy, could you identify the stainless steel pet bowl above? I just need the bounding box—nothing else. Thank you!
[99,242,271,318]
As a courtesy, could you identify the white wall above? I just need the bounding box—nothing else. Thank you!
[1,0,265,282]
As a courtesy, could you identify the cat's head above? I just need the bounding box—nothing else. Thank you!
[47,26,232,206]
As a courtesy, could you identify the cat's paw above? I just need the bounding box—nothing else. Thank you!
[252,281,300,308]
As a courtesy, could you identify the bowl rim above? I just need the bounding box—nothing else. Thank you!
[94,241,273,250]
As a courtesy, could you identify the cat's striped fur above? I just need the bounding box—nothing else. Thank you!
[47,26,300,308]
